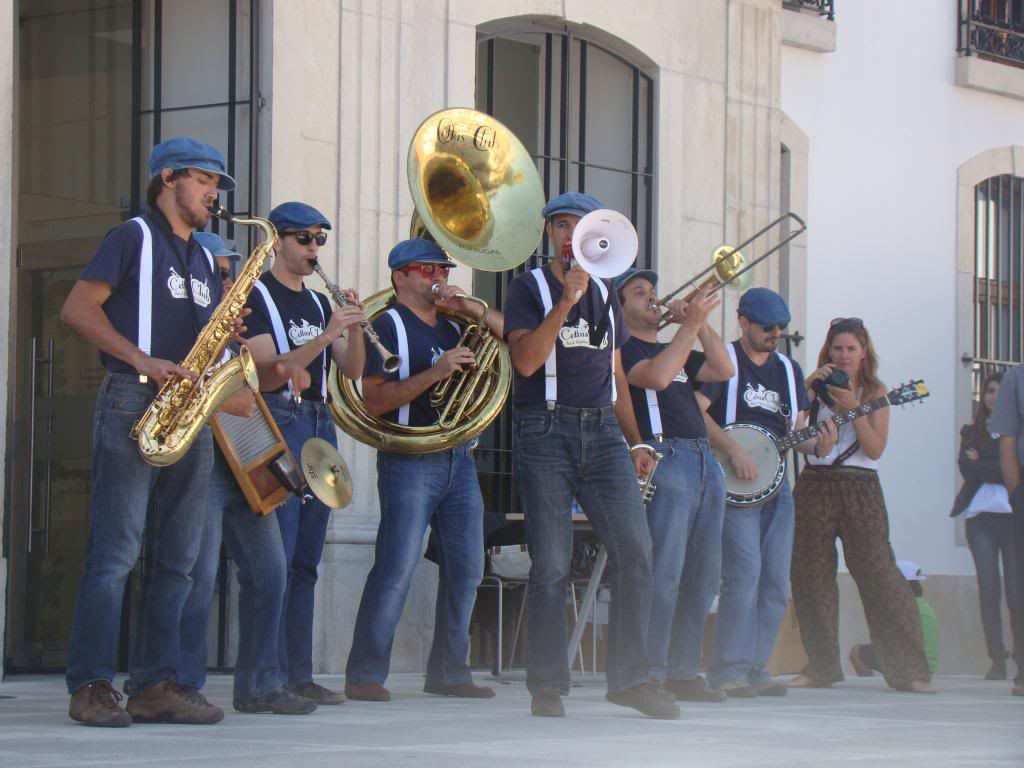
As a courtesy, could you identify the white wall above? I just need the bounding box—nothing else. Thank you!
[781,0,1024,576]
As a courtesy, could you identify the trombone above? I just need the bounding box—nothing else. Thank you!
[656,212,806,329]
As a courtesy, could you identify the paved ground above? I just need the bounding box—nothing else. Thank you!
[0,673,1020,767]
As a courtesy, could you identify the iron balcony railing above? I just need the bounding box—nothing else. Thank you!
[958,0,1024,67]
[782,0,835,21]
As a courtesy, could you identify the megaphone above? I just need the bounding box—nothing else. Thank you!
[570,209,638,279]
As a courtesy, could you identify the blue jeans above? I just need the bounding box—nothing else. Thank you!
[66,373,213,694]
[513,404,654,695]
[265,395,336,686]
[346,444,484,686]
[645,438,725,682]
[966,513,1020,664]
[178,449,288,698]
[708,482,794,688]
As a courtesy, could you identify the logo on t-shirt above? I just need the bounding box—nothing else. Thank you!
[167,267,187,300]
[288,318,323,346]
[430,346,446,366]
[165,267,212,307]
[673,368,689,383]
[558,317,608,350]
[743,382,788,415]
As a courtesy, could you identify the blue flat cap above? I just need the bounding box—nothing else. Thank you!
[149,136,236,191]
[194,231,242,261]
[613,267,659,292]
[738,287,791,325]
[388,239,457,270]
[541,191,604,221]
[268,201,332,233]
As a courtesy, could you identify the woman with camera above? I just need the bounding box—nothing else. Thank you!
[788,318,934,693]
[952,372,1020,681]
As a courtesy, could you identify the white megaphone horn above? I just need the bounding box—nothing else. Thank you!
[571,209,639,279]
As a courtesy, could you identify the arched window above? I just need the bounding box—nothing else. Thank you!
[473,26,656,515]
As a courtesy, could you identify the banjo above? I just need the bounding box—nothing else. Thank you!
[714,380,929,507]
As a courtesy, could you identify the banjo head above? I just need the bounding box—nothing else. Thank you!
[713,422,787,506]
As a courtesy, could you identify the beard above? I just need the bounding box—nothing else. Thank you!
[175,184,210,230]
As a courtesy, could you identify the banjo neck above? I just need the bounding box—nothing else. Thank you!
[773,393,892,454]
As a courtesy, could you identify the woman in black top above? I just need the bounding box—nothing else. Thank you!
[952,372,1020,681]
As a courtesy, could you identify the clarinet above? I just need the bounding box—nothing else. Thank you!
[310,260,401,373]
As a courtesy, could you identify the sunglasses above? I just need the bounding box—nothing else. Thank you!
[829,317,864,332]
[398,263,451,277]
[756,322,788,333]
[284,230,328,246]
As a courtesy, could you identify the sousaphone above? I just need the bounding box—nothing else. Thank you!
[328,108,545,453]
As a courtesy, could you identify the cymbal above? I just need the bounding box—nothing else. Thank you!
[300,438,353,509]
[407,107,544,272]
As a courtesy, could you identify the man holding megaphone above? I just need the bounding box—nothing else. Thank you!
[503,191,677,721]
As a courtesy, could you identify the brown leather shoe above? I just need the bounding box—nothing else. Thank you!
[344,681,391,702]
[662,677,726,702]
[289,681,346,705]
[69,681,131,727]
[126,680,223,724]
[530,686,565,717]
[423,681,496,698]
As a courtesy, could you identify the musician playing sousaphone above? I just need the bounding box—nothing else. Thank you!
[699,287,834,698]
[344,238,503,702]
[242,201,367,707]
[615,267,735,703]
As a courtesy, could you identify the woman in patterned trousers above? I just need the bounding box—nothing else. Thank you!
[789,318,934,693]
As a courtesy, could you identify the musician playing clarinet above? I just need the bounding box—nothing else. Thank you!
[700,288,832,699]
[242,201,366,706]
[616,268,735,703]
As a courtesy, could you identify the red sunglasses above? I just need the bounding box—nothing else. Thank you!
[397,262,451,277]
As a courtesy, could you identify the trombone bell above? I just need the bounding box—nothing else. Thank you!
[710,245,754,292]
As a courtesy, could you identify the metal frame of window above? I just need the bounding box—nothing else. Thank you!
[971,174,1024,396]
[474,30,655,516]
[958,0,1024,68]
[782,0,835,21]
[125,0,259,671]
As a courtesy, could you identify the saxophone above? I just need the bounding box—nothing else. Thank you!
[130,206,278,466]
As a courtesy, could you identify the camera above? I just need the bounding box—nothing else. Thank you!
[811,368,849,408]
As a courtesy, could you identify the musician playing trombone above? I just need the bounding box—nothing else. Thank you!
[503,192,678,720]
[616,268,735,703]
[241,201,366,707]
[344,238,503,703]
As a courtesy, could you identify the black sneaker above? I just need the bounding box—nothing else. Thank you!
[606,681,681,720]
[530,686,565,718]
[234,687,318,715]
[986,655,1008,681]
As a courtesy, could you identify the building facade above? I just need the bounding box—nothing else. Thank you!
[2,0,1022,678]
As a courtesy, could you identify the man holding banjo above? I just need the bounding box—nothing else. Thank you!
[699,288,836,698]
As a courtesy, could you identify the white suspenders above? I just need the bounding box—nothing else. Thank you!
[253,281,328,399]
[724,342,798,429]
[529,268,616,405]
[385,308,412,425]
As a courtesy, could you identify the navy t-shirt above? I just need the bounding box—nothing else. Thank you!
[363,302,463,426]
[621,339,707,440]
[502,265,628,408]
[79,212,224,374]
[701,341,809,437]
[244,272,333,400]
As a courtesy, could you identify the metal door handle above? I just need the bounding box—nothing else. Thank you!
[27,337,54,554]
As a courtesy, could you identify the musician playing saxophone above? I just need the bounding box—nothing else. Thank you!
[616,268,734,703]
[698,287,833,699]
[239,201,366,707]
[60,137,246,727]
[344,238,502,703]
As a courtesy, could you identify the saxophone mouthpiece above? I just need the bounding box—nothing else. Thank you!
[207,204,234,223]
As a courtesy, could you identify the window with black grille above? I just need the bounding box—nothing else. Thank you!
[472,29,655,516]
